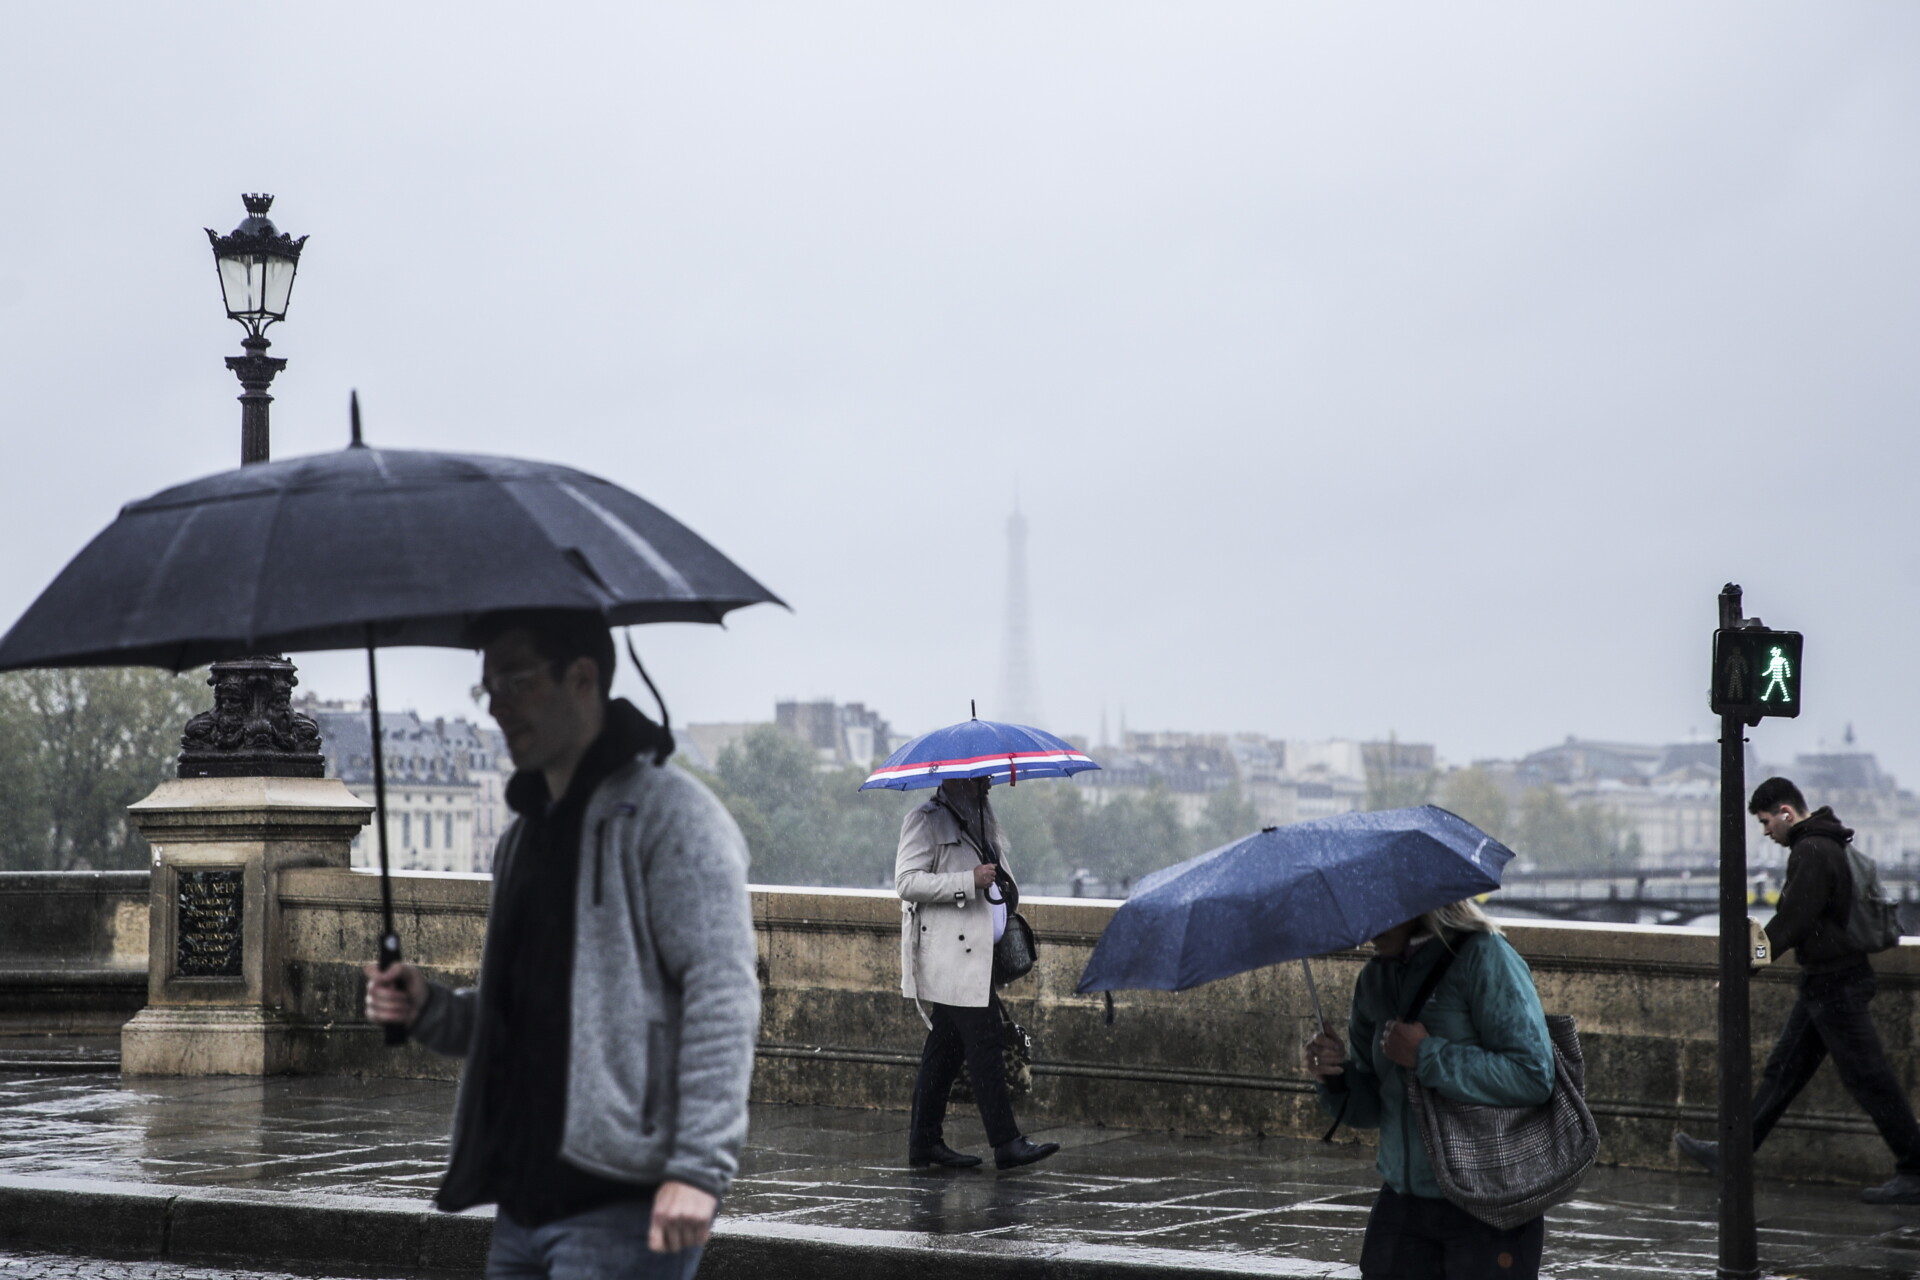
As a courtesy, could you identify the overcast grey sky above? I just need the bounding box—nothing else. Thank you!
[4,4,1919,781]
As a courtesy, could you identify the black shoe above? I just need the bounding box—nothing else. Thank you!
[1674,1131,1721,1175]
[994,1136,1060,1170]
[908,1139,982,1169]
[1861,1173,1920,1205]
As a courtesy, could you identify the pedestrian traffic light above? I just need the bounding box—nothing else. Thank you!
[1711,627,1802,720]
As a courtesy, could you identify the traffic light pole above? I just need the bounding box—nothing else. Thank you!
[1716,583,1759,1280]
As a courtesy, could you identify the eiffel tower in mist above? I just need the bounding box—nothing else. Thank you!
[999,505,1043,727]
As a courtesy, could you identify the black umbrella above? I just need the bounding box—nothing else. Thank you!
[0,429,780,670]
[0,405,782,1039]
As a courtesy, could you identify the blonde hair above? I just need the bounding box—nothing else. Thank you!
[1420,897,1502,941]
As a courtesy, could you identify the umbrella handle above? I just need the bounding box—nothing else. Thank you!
[367,637,406,1049]
[1301,957,1326,1033]
[378,930,406,1047]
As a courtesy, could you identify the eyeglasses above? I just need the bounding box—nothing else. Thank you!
[477,663,554,702]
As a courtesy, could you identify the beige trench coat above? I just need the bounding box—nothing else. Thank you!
[895,798,1017,1009]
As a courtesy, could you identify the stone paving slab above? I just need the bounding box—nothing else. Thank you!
[0,1250,385,1280]
[4,1070,1920,1277]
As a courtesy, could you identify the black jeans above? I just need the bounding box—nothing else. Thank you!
[1752,962,1920,1173]
[909,997,1019,1150]
[1359,1185,1543,1279]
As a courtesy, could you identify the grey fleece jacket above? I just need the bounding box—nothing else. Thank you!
[412,758,760,1201]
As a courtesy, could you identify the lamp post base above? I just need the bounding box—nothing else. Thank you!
[176,656,324,780]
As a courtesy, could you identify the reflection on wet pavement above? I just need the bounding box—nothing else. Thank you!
[5,1071,1920,1277]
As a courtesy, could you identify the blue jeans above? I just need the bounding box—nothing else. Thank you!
[487,1198,704,1280]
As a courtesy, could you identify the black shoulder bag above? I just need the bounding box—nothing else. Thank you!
[939,796,1038,986]
[981,849,1037,987]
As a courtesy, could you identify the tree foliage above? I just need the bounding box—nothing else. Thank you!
[1434,769,1634,871]
[693,726,889,887]
[1513,785,1633,871]
[1437,766,1510,839]
[1192,782,1262,858]
[0,668,206,870]
[1365,767,1436,811]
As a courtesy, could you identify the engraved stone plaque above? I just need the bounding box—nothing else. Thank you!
[176,868,245,977]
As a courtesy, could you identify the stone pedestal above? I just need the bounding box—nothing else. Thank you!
[120,777,371,1075]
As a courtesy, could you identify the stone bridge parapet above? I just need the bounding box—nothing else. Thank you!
[5,868,1920,1182]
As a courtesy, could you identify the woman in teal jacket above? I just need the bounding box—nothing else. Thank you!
[1304,899,1555,1278]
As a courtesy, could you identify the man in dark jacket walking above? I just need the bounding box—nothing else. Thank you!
[364,610,760,1278]
[1675,777,1920,1204]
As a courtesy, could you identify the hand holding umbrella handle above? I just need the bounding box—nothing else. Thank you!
[993,867,1019,913]
[378,931,406,1047]
[1300,957,1326,1030]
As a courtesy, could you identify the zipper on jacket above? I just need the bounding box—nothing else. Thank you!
[642,1022,665,1136]
[593,818,607,906]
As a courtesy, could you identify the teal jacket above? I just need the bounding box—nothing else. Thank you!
[1314,930,1555,1199]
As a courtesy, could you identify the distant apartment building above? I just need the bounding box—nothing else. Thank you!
[1078,731,1240,826]
[1282,739,1405,821]
[1786,744,1920,866]
[1292,776,1369,823]
[776,699,897,769]
[1479,736,1759,869]
[1483,734,1920,871]
[1362,739,1438,785]
[1226,735,1294,826]
[304,700,513,874]
[1078,732,1388,829]
[679,699,907,774]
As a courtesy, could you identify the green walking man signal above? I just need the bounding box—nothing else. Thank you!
[1711,627,1803,720]
[1759,645,1792,703]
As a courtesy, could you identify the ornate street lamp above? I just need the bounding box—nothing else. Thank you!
[207,194,307,466]
[177,194,322,781]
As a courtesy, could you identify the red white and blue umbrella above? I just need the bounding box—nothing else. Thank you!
[859,713,1100,791]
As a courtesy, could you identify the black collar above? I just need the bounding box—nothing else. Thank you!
[504,698,672,817]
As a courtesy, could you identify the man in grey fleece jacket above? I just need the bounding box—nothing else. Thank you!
[365,611,759,1278]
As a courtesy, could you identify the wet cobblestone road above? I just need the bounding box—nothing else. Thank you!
[0,1254,378,1280]
[5,1070,1920,1277]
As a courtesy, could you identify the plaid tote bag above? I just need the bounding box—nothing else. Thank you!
[1404,1011,1599,1230]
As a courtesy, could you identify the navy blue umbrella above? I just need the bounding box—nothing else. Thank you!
[1075,806,1513,1007]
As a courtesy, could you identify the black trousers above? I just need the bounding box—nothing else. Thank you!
[1752,962,1920,1173]
[909,997,1019,1150]
[1359,1185,1544,1279]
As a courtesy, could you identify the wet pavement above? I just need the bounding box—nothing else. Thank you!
[3,1069,1920,1277]
[0,1254,380,1280]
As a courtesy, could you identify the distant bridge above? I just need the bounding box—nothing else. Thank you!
[1038,865,1920,931]
[1487,865,1920,929]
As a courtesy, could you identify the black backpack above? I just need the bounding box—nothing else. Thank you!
[1842,844,1903,954]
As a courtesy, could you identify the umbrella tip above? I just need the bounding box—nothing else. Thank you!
[971,699,977,719]
[349,391,364,447]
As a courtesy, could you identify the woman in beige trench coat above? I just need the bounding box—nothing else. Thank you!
[895,776,1060,1170]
